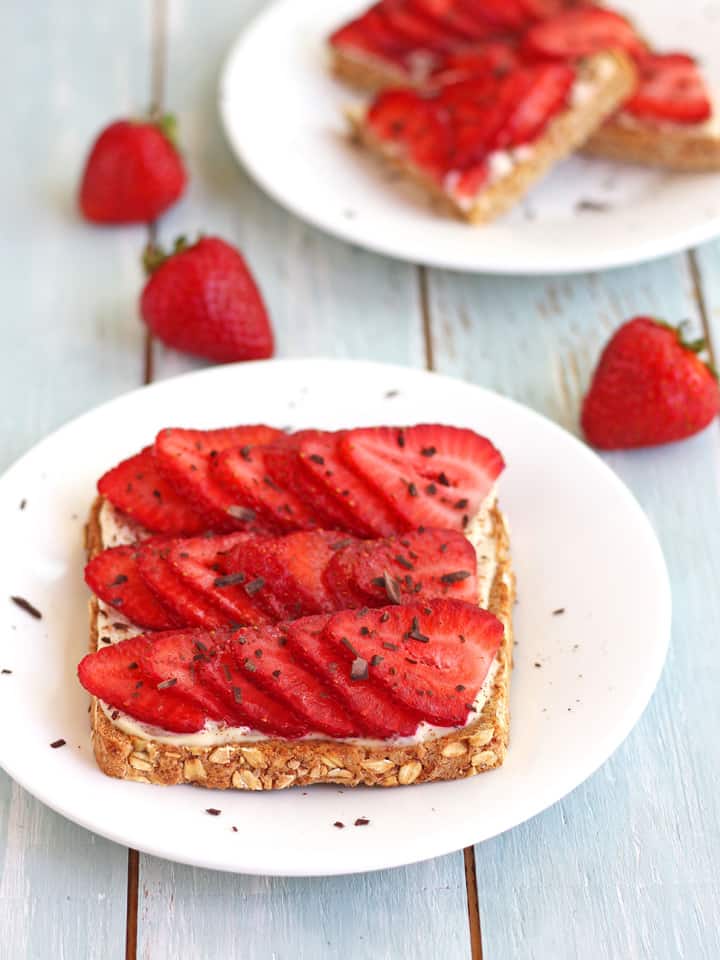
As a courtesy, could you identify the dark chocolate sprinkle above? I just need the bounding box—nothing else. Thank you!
[407,482,418,497]
[354,818,370,827]
[359,626,371,636]
[395,554,413,570]
[382,641,398,651]
[214,572,246,588]
[111,574,128,586]
[455,684,466,692]
[440,570,472,584]
[553,608,566,616]
[425,483,437,496]
[454,498,469,510]
[19,499,27,510]
[254,649,263,659]
[331,539,353,551]
[232,826,239,832]
[205,808,222,816]
[438,472,450,487]
[397,430,405,448]
[245,577,265,595]
[370,655,383,667]
[50,739,66,749]
[407,616,429,643]
[341,636,359,657]
[333,821,345,829]
[244,659,257,672]
[10,596,42,620]
[421,446,436,457]
[1,669,11,675]
[240,445,252,461]
[128,662,138,670]
[272,669,281,678]
[222,664,232,682]
[233,686,242,703]
[157,678,177,690]
[384,389,399,398]
[309,454,325,465]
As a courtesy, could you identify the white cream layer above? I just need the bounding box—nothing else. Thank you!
[94,496,501,746]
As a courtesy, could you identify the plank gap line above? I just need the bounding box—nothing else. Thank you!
[463,846,484,960]
[129,2,169,953]
[687,249,718,369]
[419,265,435,371]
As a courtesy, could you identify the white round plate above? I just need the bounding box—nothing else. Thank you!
[219,0,720,274]
[0,359,669,876]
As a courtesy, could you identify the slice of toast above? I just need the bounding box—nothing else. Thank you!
[347,51,635,224]
[584,113,720,171]
[84,496,515,790]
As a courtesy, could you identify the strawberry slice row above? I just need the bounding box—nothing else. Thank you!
[86,526,480,631]
[98,424,504,539]
[78,598,504,738]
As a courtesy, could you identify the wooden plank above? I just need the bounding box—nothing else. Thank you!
[138,3,472,960]
[426,252,720,960]
[691,241,720,354]
[0,3,152,957]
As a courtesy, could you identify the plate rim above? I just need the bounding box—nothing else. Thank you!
[0,357,672,875]
[217,0,720,276]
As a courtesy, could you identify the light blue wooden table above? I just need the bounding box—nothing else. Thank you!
[2,2,719,957]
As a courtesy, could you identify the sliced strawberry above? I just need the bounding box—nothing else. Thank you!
[521,6,646,60]
[340,425,504,532]
[379,3,466,53]
[450,163,490,199]
[212,443,319,532]
[495,63,575,147]
[330,9,411,64]
[85,544,178,630]
[322,600,503,726]
[430,42,518,86]
[624,53,712,124]
[439,73,524,165]
[518,0,576,20]
[165,533,271,627]
[196,646,309,738]
[285,615,422,738]
[227,531,345,620]
[366,89,441,169]
[78,634,206,733]
[97,446,206,536]
[137,541,228,628]
[457,0,530,30]
[227,622,361,738]
[154,426,282,531]
[298,432,404,537]
[262,432,352,529]
[325,527,478,608]
[413,0,503,41]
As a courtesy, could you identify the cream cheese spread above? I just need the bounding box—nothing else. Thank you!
[94,495,502,747]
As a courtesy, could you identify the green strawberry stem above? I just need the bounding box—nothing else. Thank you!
[142,235,191,275]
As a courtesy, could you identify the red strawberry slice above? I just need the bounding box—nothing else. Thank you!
[78,634,206,733]
[262,432,353,529]
[227,531,345,620]
[379,3,466,52]
[340,425,504,532]
[97,447,206,536]
[285,615,422,738]
[298,432,403,537]
[325,527,478,608]
[165,533,271,627]
[227,623,361,738]
[196,646,309,738]
[213,443,321,532]
[458,0,530,30]
[430,42,518,86]
[415,0,505,41]
[624,53,712,124]
[495,63,575,148]
[330,9,411,63]
[154,426,282,531]
[521,6,646,60]
[365,91,452,182]
[85,544,178,630]
[439,73,526,165]
[518,0,576,20]
[137,541,228,628]
[322,600,503,726]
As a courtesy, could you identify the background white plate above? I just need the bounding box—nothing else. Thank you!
[219,0,720,275]
[0,359,670,875]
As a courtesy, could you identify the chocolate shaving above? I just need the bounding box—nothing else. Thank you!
[354,818,370,827]
[454,498,468,510]
[233,686,242,703]
[395,554,413,570]
[437,472,450,487]
[50,739,66,749]
[359,626,370,636]
[214,572,246,588]
[227,505,256,522]
[425,483,437,496]
[341,636,359,657]
[420,446,436,457]
[382,641,398,651]
[245,577,265,595]
[330,539,353,551]
[309,454,325,465]
[333,821,345,829]
[244,659,257,672]
[552,608,566,616]
[407,482,418,497]
[351,657,369,681]
[272,669,281,678]
[406,616,429,643]
[10,596,42,620]
[440,570,472,584]
[1,669,12,675]
[239,446,252,461]
[222,664,232,682]
[128,662,138,670]
[232,826,239,832]
[19,499,26,510]
[111,574,128,586]
[397,430,405,448]
[157,678,177,690]
[370,655,383,667]
[206,808,222,816]
[576,199,610,213]
[455,684,466,692]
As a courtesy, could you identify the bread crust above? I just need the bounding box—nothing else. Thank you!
[584,118,720,171]
[347,52,636,224]
[84,496,514,790]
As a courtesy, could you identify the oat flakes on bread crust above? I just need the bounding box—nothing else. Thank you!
[84,496,514,789]
[347,51,636,224]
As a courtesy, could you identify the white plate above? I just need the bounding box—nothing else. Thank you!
[219,0,720,275]
[0,359,670,876]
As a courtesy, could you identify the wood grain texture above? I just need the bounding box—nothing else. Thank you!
[137,4,471,960]
[692,240,720,354]
[426,253,720,960]
[0,2,152,957]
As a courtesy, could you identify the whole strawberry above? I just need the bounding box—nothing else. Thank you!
[79,116,186,223]
[140,236,274,363]
[582,316,720,449]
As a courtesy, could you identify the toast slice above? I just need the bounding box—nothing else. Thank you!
[584,113,720,172]
[85,495,515,790]
[347,51,636,224]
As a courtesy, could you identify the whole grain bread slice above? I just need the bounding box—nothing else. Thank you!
[583,117,720,171]
[84,495,515,790]
[346,51,636,224]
